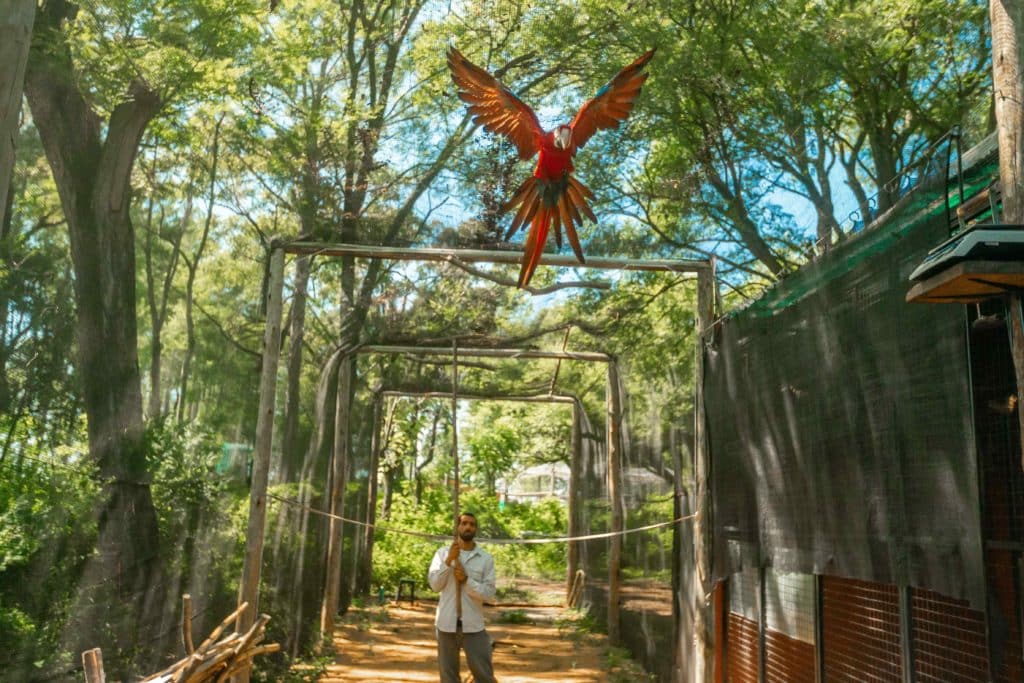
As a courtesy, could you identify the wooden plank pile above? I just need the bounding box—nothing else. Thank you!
[82,596,280,683]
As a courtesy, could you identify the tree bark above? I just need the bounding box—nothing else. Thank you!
[0,0,34,231]
[991,0,1024,223]
[24,0,162,667]
[990,0,1024,472]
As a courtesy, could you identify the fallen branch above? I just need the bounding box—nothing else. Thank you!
[119,600,281,683]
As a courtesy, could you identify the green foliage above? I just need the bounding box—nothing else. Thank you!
[606,645,657,682]
[4,0,994,675]
[556,607,603,648]
[371,481,451,590]
[0,425,98,680]
[495,608,530,624]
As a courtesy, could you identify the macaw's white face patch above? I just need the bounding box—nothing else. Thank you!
[554,125,572,150]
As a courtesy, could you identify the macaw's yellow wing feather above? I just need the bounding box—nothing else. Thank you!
[447,47,543,160]
[569,49,655,152]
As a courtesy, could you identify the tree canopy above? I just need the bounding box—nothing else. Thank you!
[0,0,992,678]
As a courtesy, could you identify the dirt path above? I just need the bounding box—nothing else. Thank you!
[317,587,612,682]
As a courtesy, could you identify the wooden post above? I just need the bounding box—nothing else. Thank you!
[320,353,353,642]
[452,339,460,524]
[82,648,105,683]
[567,399,582,599]
[358,390,383,595]
[606,360,624,646]
[672,418,688,683]
[182,593,195,654]
[990,0,1024,472]
[694,262,716,682]
[236,246,285,679]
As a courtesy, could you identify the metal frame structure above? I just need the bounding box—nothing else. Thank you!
[235,241,717,681]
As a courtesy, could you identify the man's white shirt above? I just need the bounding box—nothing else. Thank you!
[427,544,496,633]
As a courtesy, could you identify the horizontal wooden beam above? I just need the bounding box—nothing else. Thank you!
[280,241,709,274]
[383,390,577,404]
[358,344,612,362]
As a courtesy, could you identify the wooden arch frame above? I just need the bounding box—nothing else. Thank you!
[236,241,716,679]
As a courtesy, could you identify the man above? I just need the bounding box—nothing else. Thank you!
[428,512,497,683]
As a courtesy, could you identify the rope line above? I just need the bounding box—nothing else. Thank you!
[266,492,695,545]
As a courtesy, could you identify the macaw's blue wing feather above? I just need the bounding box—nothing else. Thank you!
[569,49,655,152]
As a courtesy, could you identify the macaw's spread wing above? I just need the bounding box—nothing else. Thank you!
[447,47,543,160]
[569,49,655,152]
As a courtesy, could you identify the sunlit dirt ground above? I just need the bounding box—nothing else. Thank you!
[317,580,610,682]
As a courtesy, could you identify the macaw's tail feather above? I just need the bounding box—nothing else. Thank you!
[507,173,596,288]
[518,207,552,288]
[504,177,540,240]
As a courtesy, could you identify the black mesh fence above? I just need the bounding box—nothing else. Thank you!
[704,155,996,609]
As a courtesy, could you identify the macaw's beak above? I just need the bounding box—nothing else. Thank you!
[554,127,571,150]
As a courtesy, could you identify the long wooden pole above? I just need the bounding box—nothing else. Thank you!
[282,241,710,274]
[567,400,583,600]
[359,345,612,362]
[452,339,460,524]
[236,246,285,680]
[693,262,716,683]
[359,390,383,595]
[383,390,576,403]
[606,360,624,646]
[990,0,1024,472]
[320,354,352,641]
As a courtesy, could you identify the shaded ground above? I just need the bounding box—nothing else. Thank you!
[316,580,614,682]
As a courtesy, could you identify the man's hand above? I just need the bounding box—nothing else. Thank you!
[445,541,460,565]
[453,563,467,583]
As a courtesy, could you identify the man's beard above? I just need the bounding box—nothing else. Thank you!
[459,531,475,541]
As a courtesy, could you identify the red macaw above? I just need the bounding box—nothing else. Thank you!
[447,47,655,288]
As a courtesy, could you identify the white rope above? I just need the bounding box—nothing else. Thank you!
[266,492,695,545]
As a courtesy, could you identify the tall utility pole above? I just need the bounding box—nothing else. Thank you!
[990,0,1024,470]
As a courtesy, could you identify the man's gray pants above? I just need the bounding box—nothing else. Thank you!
[436,627,495,683]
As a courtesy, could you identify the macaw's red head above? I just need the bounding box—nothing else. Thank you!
[553,125,572,150]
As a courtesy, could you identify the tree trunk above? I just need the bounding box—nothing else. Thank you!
[279,254,312,482]
[991,0,1024,223]
[24,2,163,670]
[990,0,1024,472]
[176,116,221,424]
[320,353,354,642]
[0,0,34,231]
[143,197,186,420]
[0,178,14,413]
[868,129,900,214]
[415,407,440,504]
